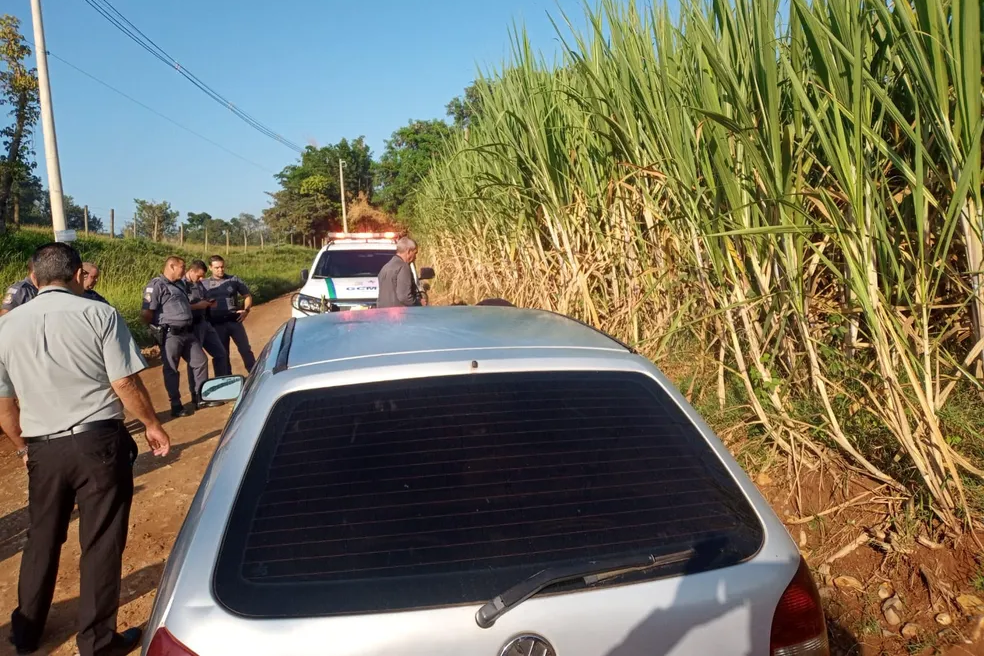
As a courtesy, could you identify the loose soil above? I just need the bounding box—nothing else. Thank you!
[0,295,980,655]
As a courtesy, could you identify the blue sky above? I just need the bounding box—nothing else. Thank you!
[9,0,588,225]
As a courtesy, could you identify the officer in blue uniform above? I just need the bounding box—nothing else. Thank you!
[0,262,39,317]
[141,256,209,417]
[203,255,256,373]
[180,260,230,407]
[81,262,110,304]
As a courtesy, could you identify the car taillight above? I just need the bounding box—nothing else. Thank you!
[770,557,829,656]
[147,628,199,656]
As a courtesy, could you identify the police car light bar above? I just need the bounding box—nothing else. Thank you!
[331,232,397,240]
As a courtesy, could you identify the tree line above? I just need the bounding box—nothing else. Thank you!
[2,10,474,246]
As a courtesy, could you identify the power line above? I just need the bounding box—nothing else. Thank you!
[82,0,305,154]
[38,47,273,173]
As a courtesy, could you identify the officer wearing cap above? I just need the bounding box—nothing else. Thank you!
[203,255,256,373]
[0,242,170,656]
[81,262,110,304]
[141,256,209,418]
[0,261,39,317]
[181,260,229,407]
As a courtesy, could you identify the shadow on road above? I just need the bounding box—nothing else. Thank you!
[0,426,220,565]
[124,408,177,434]
[132,429,221,479]
[0,485,146,565]
[0,561,164,656]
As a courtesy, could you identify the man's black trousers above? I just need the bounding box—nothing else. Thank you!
[10,424,138,656]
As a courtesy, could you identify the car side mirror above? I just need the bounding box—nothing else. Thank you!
[201,375,245,402]
[300,269,309,284]
[419,267,435,281]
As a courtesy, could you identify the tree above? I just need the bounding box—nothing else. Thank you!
[134,199,178,241]
[265,137,375,241]
[0,15,40,232]
[64,195,103,233]
[374,119,453,215]
[10,171,43,225]
[230,212,262,246]
[445,80,488,131]
[262,189,314,243]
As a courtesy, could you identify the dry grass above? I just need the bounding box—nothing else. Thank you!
[411,0,984,527]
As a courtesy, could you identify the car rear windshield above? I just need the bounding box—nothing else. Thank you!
[312,250,393,278]
[214,371,764,618]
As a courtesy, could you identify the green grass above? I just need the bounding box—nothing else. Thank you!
[972,561,984,593]
[0,227,315,345]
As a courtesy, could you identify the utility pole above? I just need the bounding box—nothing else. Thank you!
[243,231,247,252]
[339,159,348,233]
[83,205,88,236]
[205,226,209,252]
[30,0,70,242]
[225,230,230,256]
[179,224,184,246]
[109,208,114,238]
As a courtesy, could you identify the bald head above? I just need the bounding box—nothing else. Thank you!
[82,262,100,291]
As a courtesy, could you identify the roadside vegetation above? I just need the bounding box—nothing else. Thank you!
[0,228,314,344]
[408,0,983,528]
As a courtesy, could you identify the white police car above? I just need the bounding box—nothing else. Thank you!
[291,233,434,317]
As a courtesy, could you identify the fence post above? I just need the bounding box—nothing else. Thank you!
[260,232,264,249]
[244,231,248,252]
[226,230,230,256]
[109,208,114,238]
[83,205,88,236]
[205,226,209,253]
[180,224,184,246]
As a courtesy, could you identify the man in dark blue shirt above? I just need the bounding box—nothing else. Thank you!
[203,255,256,373]
[82,262,110,304]
[181,260,230,407]
[0,262,38,317]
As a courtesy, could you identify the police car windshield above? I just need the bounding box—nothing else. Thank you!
[312,250,394,279]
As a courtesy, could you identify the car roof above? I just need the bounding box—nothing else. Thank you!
[284,306,630,369]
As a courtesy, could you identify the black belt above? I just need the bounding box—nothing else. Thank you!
[209,314,237,324]
[24,419,124,444]
[164,324,193,335]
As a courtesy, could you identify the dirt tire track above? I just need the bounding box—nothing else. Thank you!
[0,295,294,656]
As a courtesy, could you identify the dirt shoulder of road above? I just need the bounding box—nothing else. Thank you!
[0,296,980,655]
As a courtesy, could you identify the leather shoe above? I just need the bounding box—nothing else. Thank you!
[170,405,190,418]
[8,635,37,655]
[196,400,225,410]
[99,628,143,656]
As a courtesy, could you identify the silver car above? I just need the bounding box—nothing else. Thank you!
[142,307,828,656]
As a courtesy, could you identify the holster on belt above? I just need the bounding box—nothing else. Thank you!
[147,324,167,346]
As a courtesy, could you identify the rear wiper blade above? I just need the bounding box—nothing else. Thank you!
[474,548,695,628]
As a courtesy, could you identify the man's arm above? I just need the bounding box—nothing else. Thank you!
[396,265,416,307]
[101,308,170,456]
[0,398,26,454]
[111,375,169,456]
[236,279,253,321]
[141,282,160,325]
[0,357,26,464]
[1,285,26,317]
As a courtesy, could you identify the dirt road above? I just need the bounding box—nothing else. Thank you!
[0,294,295,656]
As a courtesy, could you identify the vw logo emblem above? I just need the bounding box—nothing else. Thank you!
[499,634,556,656]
